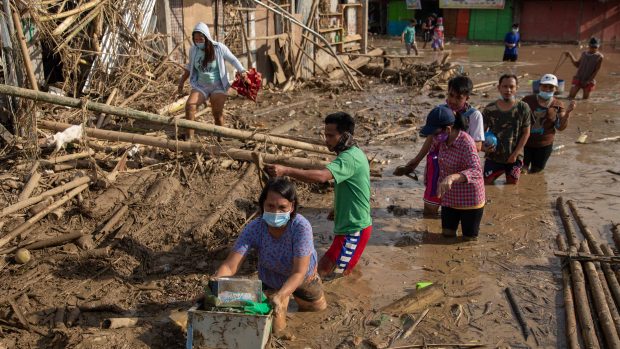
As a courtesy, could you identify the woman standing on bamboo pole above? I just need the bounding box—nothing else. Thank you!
[177,22,247,139]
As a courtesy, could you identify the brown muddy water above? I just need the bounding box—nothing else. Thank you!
[284,41,620,348]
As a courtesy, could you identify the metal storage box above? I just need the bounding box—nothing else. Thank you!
[186,305,272,349]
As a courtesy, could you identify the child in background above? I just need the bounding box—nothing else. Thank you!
[565,37,604,100]
[431,17,444,51]
[482,74,531,185]
[522,74,576,173]
[401,19,419,56]
[503,24,520,62]
[394,76,484,216]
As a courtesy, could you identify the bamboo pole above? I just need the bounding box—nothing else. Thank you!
[580,241,620,349]
[555,251,620,264]
[556,235,580,349]
[17,172,41,201]
[557,197,579,247]
[41,149,95,165]
[38,120,330,169]
[96,87,118,128]
[0,84,332,154]
[568,244,601,349]
[0,176,90,218]
[602,244,620,292]
[0,231,84,255]
[11,10,38,91]
[567,200,602,253]
[38,0,102,21]
[0,184,89,249]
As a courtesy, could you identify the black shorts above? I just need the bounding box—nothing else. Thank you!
[262,274,324,302]
[441,206,484,237]
[524,144,554,173]
[503,53,518,62]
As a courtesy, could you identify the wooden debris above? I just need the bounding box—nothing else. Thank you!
[504,287,529,340]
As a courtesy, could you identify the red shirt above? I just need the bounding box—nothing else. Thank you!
[431,131,486,209]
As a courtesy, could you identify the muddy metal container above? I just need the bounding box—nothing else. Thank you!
[186,305,272,349]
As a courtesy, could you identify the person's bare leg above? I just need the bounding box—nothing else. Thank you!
[294,294,327,312]
[185,90,206,140]
[442,228,457,237]
[209,93,228,127]
[582,88,592,100]
[413,43,419,56]
[568,85,580,100]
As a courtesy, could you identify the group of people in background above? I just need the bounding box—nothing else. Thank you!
[401,13,444,55]
[181,19,605,336]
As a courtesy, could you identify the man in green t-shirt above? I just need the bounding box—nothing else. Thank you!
[401,19,419,56]
[265,112,372,277]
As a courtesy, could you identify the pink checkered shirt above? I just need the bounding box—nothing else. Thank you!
[431,131,486,208]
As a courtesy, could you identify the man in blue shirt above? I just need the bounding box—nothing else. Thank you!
[503,23,520,62]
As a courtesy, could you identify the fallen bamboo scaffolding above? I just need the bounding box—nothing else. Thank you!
[580,241,620,348]
[555,251,620,264]
[250,0,361,90]
[556,235,580,349]
[0,176,91,218]
[556,197,578,247]
[38,120,330,169]
[17,172,41,201]
[0,184,89,249]
[0,84,332,155]
[568,244,601,349]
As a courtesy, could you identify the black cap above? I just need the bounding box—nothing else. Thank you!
[589,37,600,48]
[420,106,455,136]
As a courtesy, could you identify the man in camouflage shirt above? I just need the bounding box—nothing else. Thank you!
[482,74,531,185]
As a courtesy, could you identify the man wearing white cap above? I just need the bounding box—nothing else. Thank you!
[522,74,576,173]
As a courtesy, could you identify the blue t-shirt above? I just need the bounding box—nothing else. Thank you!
[233,214,317,289]
[504,32,520,56]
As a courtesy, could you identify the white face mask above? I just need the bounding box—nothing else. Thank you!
[512,29,519,33]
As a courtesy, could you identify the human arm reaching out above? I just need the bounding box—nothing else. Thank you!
[270,255,310,315]
[394,136,432,175]
[264,164,333,183]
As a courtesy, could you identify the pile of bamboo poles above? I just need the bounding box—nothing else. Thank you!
[556,196,620,348]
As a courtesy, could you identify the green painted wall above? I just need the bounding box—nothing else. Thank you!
[387,1,415,36]
[468,0,513,41]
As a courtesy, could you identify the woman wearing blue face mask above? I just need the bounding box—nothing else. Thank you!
[522,74,577,173]
[213,177,326,334]
[177,22,247,139]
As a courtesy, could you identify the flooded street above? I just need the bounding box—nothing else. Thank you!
[283,41,620,348]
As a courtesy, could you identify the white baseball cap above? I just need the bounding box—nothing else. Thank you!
[540,74,558,87]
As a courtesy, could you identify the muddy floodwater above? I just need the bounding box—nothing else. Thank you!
[283,41,620,348]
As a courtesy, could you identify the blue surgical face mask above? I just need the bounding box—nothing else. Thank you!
[196,42,205,49]
[538,91,554,100]
[262,211,291,228]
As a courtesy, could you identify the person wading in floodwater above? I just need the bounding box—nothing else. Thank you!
[265,112,373,278]
[177,22,247,140]
[522,74,576,173]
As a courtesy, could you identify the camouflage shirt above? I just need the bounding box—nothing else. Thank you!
[482,100,532,164]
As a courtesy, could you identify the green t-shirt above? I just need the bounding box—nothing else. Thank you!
[326,146,372,234]
[482,100,532,164]
[402,26,416,44]
[194,49,221,85]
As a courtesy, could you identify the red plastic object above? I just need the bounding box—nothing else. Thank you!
[232,68,262,102]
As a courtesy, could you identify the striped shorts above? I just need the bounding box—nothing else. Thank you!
[318,226,372,276]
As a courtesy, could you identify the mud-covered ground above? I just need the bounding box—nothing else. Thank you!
[0,40,618,348]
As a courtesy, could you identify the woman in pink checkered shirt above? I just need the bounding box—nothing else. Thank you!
[419,106,486,241]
